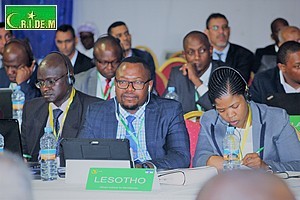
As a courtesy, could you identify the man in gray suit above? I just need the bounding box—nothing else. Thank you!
[74,35,123,100]
[165,31,221,113]
[21,52,100,164]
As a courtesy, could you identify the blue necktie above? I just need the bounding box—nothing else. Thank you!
[215,52,223,61]
[126,115,137,160]
[53,109,63,135]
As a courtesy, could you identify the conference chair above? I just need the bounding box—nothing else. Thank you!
[155,71,167,96]
[169,50,184,58]
[135,45,159,69]
[184,110,203,167]
[159,57,187,81]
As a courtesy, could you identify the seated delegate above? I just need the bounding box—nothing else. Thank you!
[79,56,190,169]
[193,66,300,172]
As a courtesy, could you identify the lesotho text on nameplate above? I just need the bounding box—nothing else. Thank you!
[86,168,155,191]
[5,5,57,30]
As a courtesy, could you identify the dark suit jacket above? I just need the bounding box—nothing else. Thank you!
[254,44,276,73]
[79,95,191,169]
[165,61,220,114]
[21,90,101,164]
[0,65,41,100]
[74,51,94,74]
[250,67,285,104]
[223,43,254,82]
[132,48,156,86]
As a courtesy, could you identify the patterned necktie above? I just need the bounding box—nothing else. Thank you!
[53,109,63,135]
[215,52,223,61]
[103,78,111,100]
[126,115,137,160]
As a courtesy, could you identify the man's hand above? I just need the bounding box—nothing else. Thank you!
[179,63,202,88]
[16,61,35,85]
[242,153,268,169]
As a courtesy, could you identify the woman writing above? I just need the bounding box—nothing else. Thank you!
[193,67,300,171]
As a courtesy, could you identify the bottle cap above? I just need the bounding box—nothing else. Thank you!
[168,87,175,92]
[226,126,235,133]
[44,126,53,133]
[15,85,21,90]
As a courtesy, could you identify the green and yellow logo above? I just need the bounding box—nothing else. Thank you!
[5,5,57,30]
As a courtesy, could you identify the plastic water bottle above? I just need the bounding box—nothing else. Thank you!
[0,133,4,154]
[40,127,57,181]
[165,86,179,101]
[11,86,25,127]
[223,126,241,170]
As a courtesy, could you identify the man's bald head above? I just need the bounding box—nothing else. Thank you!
[278,26,300,46]
[197,170,295,200]
[40,52,74,75]
[183,31,210,50]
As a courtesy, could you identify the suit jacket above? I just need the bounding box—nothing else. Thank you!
[74,67,98,97]
[165,61,220,114]
[0,65,41,100]
[193,101,300,171]
[254,44,277,73]
[250,67,285,104]
[223,43,254,82]
[73,51,94,74]
[21,90,101,164]
[132,48,156,86]
[79,95,191,169]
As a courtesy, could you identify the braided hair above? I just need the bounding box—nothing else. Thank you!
[208,67,249,104]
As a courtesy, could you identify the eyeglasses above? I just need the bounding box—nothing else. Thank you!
[275,172,300,179]
[186,48,207,56]
[94,58,120,69]
[35,73,67,88]
[115,79,151,90]
[209,25,229,31]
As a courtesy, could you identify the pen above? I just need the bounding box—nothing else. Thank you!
[256,147,264,153]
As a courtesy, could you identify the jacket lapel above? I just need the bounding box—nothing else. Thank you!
[31,102,48,156]
[88,68,98,96]
[144,96,158,158]
[250,102,263,153]
[61,92,81,138]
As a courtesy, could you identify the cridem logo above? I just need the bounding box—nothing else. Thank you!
[5,5,57,30]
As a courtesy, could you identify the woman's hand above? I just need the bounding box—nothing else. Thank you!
[242,153,269,169]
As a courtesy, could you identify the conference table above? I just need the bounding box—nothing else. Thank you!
[32,173,300,200]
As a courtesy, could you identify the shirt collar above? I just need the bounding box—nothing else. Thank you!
[279,70,300,93]
[70,50,78,67]
[200,63,212,86]
[213,43,230,62]
[118,102,146,120]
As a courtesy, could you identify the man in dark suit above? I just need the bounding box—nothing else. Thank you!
[21,52,100,164]
[250,41,300,104]
[107,21,156,86]
[165,31,221,113]
[205,13,254,82]
[254,18,289,73]
[0,39,40,100]
[79,56,190,169]
[55,24,93,74]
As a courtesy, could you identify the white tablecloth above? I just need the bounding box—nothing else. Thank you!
[32,177,300,200]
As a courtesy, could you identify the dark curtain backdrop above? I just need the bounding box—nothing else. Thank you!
[1,0,73,61]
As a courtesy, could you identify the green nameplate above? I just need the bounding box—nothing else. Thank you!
[86,168,155,191]
[290,115,300,132]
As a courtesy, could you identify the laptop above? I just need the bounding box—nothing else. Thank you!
[266,93,300,115]
[0,119,23,157]
[0,88,13,119]
[60,138,133,168]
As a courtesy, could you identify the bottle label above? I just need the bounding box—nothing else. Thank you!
[0,147,3,154]
[40,149,56,160]
[12,100,24,110]
[223,149,240,161]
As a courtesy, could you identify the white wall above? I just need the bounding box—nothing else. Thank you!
[73,0,300,65]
